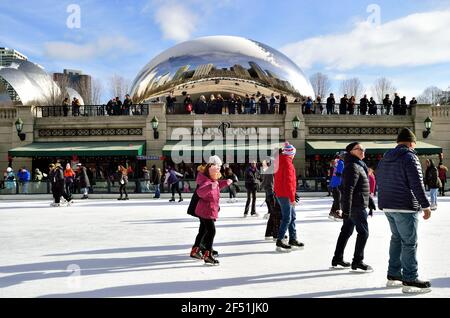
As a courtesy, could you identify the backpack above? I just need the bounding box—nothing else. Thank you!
[187,187,200,217]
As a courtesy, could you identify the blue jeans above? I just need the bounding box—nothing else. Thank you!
[276,197,296,241]
[429,188,438,206]
[385,212,419,281]
[154,184,160,198]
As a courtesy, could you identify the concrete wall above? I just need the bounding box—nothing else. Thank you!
[1,103,448,176]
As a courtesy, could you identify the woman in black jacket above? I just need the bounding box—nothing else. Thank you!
[244,161,260,217]
[332,142,374,272]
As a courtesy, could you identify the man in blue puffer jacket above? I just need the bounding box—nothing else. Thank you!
[377,127,432,294]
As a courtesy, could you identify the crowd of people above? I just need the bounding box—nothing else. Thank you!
[185,131,436,294]
[164,90,419,116]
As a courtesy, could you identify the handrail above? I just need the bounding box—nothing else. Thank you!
[33,104,150,118]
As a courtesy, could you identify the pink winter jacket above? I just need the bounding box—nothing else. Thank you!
[195,172,229,220]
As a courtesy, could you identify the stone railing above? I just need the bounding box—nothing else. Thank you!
[0,108,17,119]
[431,105,450,117]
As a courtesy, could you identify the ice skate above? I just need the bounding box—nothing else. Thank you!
[386,275,403,288]
[275,239,292,253]
[331,259,351,270]
[203,251,219,266]
[190,247,202,260]
[350,262,373,273]
[402,279,431,294]
[288,239,304,250]
[328,210,343,221]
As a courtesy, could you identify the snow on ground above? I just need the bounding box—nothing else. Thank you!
[1,196,449,298]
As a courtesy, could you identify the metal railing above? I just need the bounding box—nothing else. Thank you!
[33,104,150,118]
[167,102,282,115]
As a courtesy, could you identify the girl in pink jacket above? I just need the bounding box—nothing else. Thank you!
[194,161,232,265]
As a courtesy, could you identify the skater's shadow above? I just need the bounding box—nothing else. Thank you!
[430,276,450,288]
[287,286,407,298]
[0,248,303,290]
[44,240,269,257]
[36,268,352,298]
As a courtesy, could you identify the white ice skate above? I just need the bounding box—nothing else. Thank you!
[402,286,431,294]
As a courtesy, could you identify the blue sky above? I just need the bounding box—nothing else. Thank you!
[1,0,450,101]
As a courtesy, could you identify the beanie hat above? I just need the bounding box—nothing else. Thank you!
[397,127,416,143]
[208,155,222,167]
[6,167,12,172]
[345,142,360,153]
[282,142,296,156]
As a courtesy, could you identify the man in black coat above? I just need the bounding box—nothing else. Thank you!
[383,94,393,115]
[331,142,374,272]
[339,94,348,115]
[326,93,335,114]
[393,93,401,115]
[360,94,369,115]
[51,163,72,206]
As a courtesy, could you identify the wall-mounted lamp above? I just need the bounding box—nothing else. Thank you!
[292,115,300,138]
[15,118,26,141]
[151,116,159,139]
[423,116,432,138]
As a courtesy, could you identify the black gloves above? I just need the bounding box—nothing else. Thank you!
[368,197,376,217]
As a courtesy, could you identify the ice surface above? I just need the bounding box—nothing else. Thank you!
[1,197,449,298]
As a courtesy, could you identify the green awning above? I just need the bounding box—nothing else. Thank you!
[162,140,284,157]
[9,141,146,157]
[306,141,442,156]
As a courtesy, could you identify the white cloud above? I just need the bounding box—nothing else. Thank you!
[281,10,450,70]
[153,3,198,42]
[43,36,136,60]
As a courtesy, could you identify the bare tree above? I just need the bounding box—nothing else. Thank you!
[339,78,364,99]
[75,79,92,105]
[109,74,130,99]
[309,72,332,99]
[43,75,69,106]
[91,78,103,105]
[417,86,442,105]
[372,77,396,104]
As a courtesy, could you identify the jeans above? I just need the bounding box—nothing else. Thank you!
[429,188,438,206]
[154,184,160,198]
[385,212,419,282]
[333,209,369,264]
[330,187,341,213]
[277,197,297,241]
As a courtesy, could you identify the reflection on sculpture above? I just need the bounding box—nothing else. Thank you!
[0,60,84,106]
[131,36,315,103]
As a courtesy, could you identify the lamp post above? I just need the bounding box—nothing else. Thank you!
[292,115,300,138]
[423,117,432,138]
[151,116,159,139]
[15,118,26,141]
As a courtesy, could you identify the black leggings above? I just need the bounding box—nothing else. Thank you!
[245,188,256,214]
[119,183,128,197]
[331,187,341,212]
[194,218,216,251]
[171,183,182,198]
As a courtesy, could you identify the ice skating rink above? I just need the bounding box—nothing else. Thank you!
[1,197,449,298]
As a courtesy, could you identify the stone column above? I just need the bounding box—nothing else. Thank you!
[285,103,305,175]
[145,103,166,169]
[9,105,34,171]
